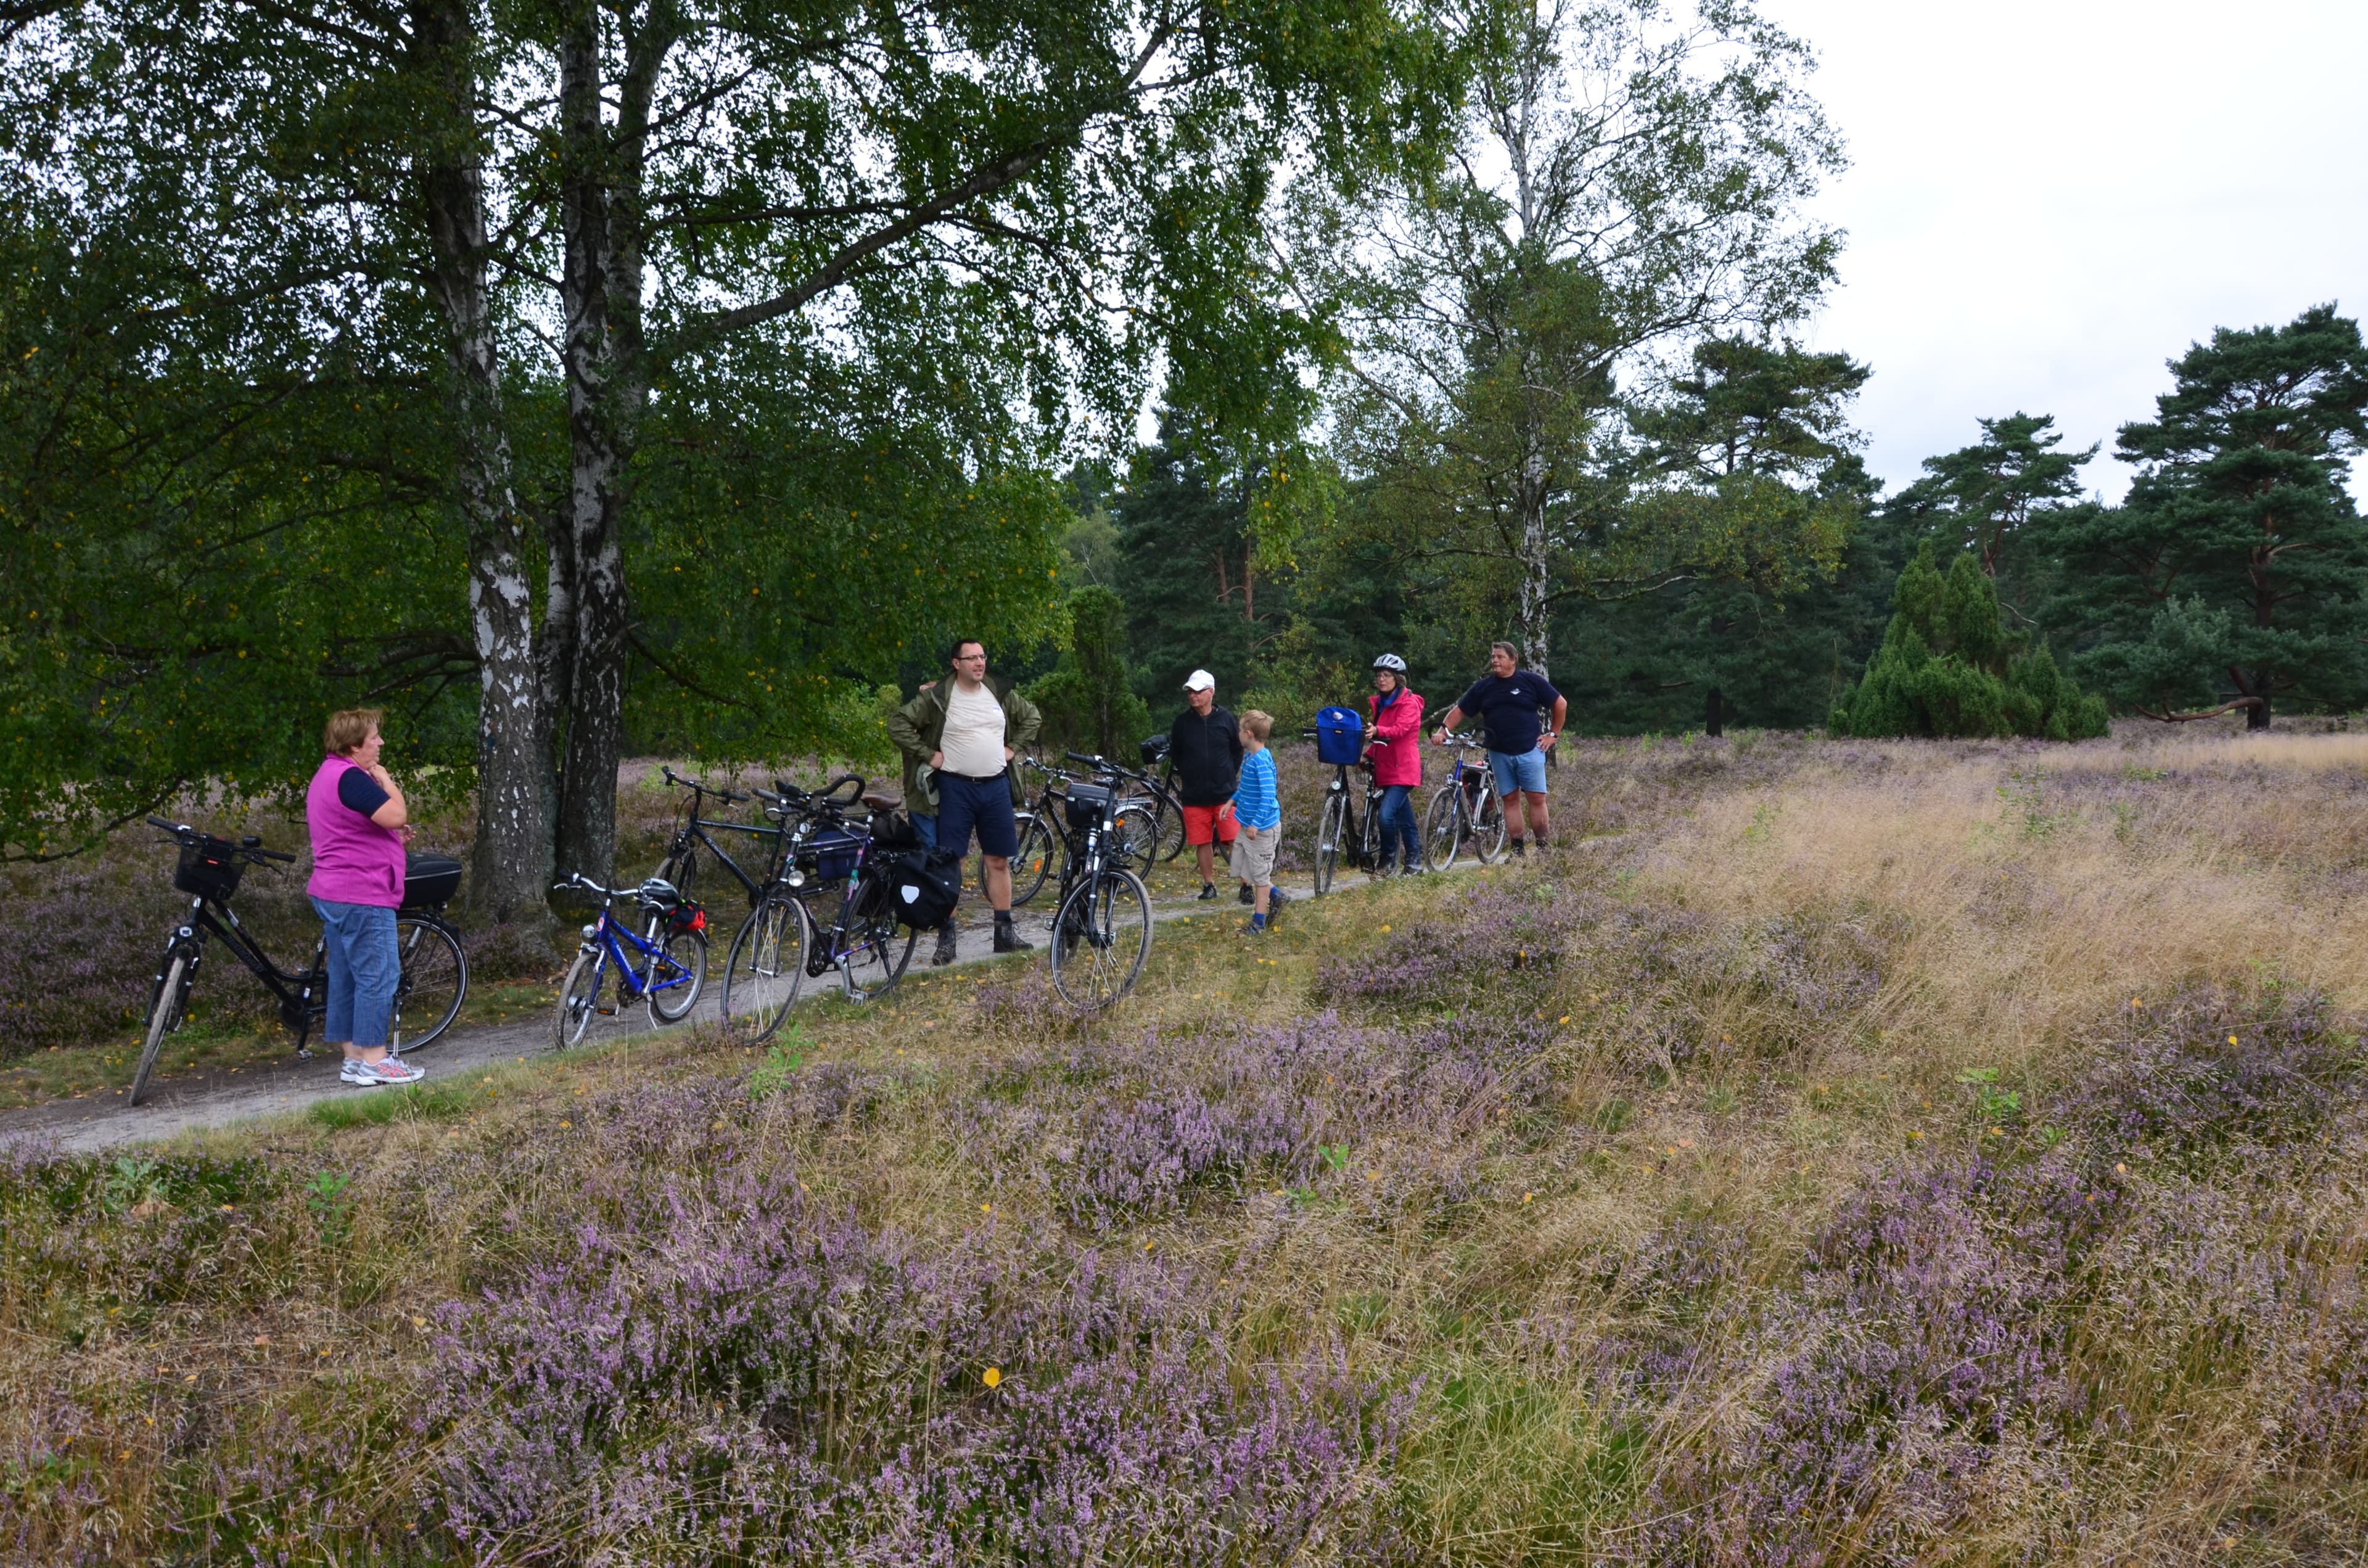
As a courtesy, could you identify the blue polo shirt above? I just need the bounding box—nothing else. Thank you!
[1456,671,1563,754]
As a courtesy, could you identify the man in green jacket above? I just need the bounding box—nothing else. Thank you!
[886,638,1043,964]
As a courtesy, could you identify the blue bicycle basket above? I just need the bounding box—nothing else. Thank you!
[1314,705,1364,766]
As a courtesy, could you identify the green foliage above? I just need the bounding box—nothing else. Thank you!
[1882,412,2097,609]
[748,1027,811,1102]
[2040,305,2368,723]
[1830,543,2107,741]
[1028,586,1154,758]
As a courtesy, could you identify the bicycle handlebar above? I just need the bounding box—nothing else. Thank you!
[660,765,749,805]
[149,816,295,863]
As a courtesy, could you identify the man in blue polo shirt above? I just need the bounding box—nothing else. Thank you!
[1431,641,1568,858]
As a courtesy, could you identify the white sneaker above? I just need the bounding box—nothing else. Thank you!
[340,1055,425,1087]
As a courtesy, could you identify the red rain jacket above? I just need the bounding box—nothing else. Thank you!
[1367,688,1426,787]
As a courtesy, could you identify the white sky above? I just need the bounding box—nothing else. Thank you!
[1766,0,2368,501]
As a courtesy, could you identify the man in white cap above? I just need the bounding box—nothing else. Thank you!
[1167,669,1248,901]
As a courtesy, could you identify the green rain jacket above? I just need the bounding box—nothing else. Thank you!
[884,677,1042,814]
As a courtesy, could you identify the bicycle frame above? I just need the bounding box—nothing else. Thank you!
[578,902,699,1000]
[166,895,323,1041]
[660,770,784,908]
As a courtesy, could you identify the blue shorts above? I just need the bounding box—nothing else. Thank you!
[1488,747,1548,797]
[934,772,1019,859]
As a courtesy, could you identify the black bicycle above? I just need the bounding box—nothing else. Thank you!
[1117,735,1190,864]
[131,818,469,1106]
[976,758,1066,908]
[649,766,785,913]
[1421,736,1508,869]
[1044,751,1154,1011]
[1301,731,1396,894]
[720,774,916,1038]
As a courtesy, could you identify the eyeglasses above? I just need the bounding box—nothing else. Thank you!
[954,652,986,662]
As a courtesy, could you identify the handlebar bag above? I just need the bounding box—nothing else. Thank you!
[1314,705,1365,766]
[802,827,863,882]
[174,835,246,900]
[401,853,464,911]
[884,847,962,930]
[1138,734,1170,767]
[1064,782,1114,834]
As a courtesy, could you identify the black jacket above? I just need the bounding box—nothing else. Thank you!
[1167,705,1244,807]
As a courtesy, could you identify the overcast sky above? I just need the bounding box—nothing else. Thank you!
[1764,0,2368,501]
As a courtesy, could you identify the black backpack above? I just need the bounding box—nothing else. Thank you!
[882,847,962,930]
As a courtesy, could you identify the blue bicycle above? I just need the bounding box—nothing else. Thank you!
[551,873,709,1047]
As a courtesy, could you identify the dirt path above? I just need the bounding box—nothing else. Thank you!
[0,864,1458,1152]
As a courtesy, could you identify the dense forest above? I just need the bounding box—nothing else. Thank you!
[2,0,2364,928]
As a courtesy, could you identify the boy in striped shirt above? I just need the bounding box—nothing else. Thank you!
[1230,710,1287,932]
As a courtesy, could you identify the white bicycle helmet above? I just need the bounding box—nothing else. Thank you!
[1371,652,1408,673]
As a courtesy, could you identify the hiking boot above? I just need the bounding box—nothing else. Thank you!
[1508,838,1526,858]
[993,917,1035,954]
[932,926,958,967]
[1198,882,1219,901]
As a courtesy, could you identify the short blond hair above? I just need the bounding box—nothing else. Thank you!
[323,708,384,756]
[1238,709,1273,742]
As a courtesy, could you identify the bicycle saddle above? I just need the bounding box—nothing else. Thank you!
[861,790,902,814]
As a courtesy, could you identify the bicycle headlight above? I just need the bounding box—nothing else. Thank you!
[786,869,807,889]
[580,924,598,940]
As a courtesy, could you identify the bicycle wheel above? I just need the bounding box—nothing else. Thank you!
[1423,787,1465,872]
[1153,795,1186,863]
[390,916,467,1055]
[1049,868,1152,1011]
[1007,813,1058,907]
[1473,783,1509,863]
[1360,797,1386,876]
[554,948,607,1048]
[648,928,708,1024]
[1114,800,1161,866]
[839,877,916,1003]
[1314,792,1347,895]
[128,950,191,1107]
[723,893,809,1041]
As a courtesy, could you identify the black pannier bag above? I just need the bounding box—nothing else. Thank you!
[883,847,962,930]
[174,835,245,900]
[1138,734,1170,767]
[403,853,464,911]
[1064,782,1114,834]
[868,808,921,852]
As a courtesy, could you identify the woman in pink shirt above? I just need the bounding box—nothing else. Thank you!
[305,709,425,1086]
[1366,654,1426,875]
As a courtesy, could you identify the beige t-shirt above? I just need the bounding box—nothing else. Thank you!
[938,682,1008,778]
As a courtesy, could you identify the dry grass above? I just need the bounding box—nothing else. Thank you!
[6,724,2366,1564]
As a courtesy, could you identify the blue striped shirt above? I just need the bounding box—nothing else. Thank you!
[1233,746,1280,830]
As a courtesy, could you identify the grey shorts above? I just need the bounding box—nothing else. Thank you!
[1230,823,1278,885]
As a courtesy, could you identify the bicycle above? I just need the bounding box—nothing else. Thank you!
[1117,735,1190,864]
[1299,731,1394,895]
[1043,750,1154,1011]
[131,818,469,1106]
[551,872,709,1048]
[971,758,1065,908]
[649,766,785,913]
[1421,736,1508,869]
[719,775,918,1038]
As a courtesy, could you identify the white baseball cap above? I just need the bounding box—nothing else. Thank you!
[1183,669,1215,692]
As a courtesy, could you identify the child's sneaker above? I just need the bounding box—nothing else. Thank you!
[341,1055,424,1087]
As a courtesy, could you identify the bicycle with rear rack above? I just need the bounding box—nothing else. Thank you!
[1116,735,1190,864]
[719,774,919,1040]
[1042,750,1154,1010]
[131,818,468,1106]
[551,871,709,1048]
[1421,734,1508,869]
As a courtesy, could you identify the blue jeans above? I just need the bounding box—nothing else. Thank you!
[1376,785,1420,866]
[910,813,937,850]
[312,898,398,1049]
[1487,747,1549,798]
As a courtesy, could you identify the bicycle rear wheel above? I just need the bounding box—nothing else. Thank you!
[1473,784,1509,863]
[554,948,607,1049]
[1049,868,1151,1011]
[1422,788,1464,872]
[129,950,191,1107]
[648,929,707,1024]
[1314,793,1347,895]
[1114,800,1161,867]
[1360,795,1387,876]
[996,813,1059,908]
[839,877,916,1003]
[1154,795,1186,862]
[390,916,467,1055]
[723,893,809,1041]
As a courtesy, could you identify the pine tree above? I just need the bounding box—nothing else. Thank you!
[1028,586,1154,759]
[1831,543,2107,740]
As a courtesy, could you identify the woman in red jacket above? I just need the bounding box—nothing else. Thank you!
[1366,654,1426,874]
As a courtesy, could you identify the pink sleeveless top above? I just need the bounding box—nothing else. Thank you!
[305,755,406,907]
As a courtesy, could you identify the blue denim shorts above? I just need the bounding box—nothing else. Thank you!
[1488,747,1549,797]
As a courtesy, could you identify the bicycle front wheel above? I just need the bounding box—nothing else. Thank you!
[839,877,916,1003]
[1473,784,1509,863]
[1423,788,1463,872]
[554,948,607,1049]
[1049,868,1151,1012]
[1314,793,1347,895]
[129,949,191,1107]
[390,916,467,1054]
[648,928,707,1024]
[723,893,809,1041]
